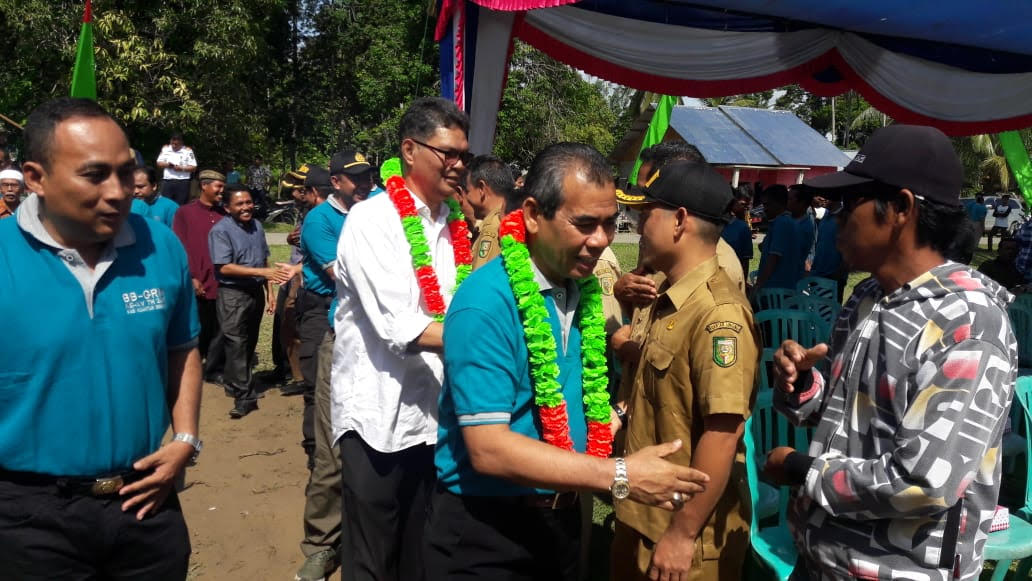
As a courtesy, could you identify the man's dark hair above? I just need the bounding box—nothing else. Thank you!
[468,155,515,199]
[638,144,661,165]
[506,187,530,213]
[871,188,968,255]
[788,184,815,205]
[24,98,118,168]
[651,141,706,169]
[170,131,184,141]
[223,183,251,201]
[398,97,469,142]
[135,165,159,186]
[524,142,613,220]
[313,185,333,200]
[762,184,789,206]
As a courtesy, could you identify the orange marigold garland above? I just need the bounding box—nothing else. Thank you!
[386,176,472,321]
[498,209,612,458]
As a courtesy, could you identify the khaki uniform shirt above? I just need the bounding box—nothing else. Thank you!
[615,256,759,564]
[593,246,625,336]
[470,209,502,270]
[0,200,12,220]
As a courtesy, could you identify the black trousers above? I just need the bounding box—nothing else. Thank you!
[339,433,434,581]
[270,283,289,371]
[297,289,332,459]
[161,178,191,206]
[216,285,264,404]
[424,488,581,581]
[0,479,190,580]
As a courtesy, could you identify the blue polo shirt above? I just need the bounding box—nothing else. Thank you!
[0,194,199,476]
[131,195,178,228]
[720,218,753,263]
[300,196,347,296]
[436,258,587,496]
[758,212,802,289]
[797,213,816,260]
[810,208,843,279]
[966,200,988,222]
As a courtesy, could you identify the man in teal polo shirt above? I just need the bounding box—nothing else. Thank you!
[130,165,178,227]
[0,98,202,578]
[427,142,710,580]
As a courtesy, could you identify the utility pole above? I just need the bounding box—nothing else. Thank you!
[830,96,836,145]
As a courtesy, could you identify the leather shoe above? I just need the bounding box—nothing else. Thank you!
[229,400,258,419]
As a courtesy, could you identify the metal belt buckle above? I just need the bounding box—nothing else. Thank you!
[91,475,125,496]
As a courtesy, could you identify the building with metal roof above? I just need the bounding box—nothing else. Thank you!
[612,104,852,189]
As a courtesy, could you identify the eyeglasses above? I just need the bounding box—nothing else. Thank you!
[411,139,473,167]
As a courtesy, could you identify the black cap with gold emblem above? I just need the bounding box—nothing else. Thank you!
[330,151,372,176]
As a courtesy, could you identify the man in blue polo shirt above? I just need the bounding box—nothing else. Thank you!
[130,165,178,227]
[427,142,709,580]
[0,98,202,578]
[754,184,802,291]
[294,153,370,581]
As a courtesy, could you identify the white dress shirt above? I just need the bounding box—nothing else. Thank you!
[156,145,197,181]
[331,190,457,453]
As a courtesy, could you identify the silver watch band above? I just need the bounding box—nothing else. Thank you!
[172,432,202,453]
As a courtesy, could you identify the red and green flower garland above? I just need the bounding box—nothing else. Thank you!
[499,209,613,458]
[386,176,472,322]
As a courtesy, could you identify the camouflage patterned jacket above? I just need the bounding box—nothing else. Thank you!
[775,262,1017,581]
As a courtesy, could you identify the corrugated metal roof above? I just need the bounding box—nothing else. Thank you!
[667,106,779,166]
[720,106,853,168]
[660,105,851,168]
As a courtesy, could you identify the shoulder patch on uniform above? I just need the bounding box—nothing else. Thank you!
[599,274,615,296]
[713,337,737,367]
[706,320,743,334]
[478,239,493,258]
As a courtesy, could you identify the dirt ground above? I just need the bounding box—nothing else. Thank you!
[181,377,311,580]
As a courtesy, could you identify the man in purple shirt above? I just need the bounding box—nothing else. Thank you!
[173,169,227,379]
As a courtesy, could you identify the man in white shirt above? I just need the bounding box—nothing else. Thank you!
[156,132,197,205]
[331,97,471,581]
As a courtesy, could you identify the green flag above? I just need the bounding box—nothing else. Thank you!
[629,95,677,184]
[70,0,96,100]
[999,131,1032,207]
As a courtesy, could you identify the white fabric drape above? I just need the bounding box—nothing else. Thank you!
[521,6,1032,123]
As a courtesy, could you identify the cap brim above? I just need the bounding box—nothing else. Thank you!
[333,163,372,175]
[802,170,873,190]
[616,187,656,206]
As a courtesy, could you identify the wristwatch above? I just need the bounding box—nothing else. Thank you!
[611,457,630,500]
[173,432,203,461]
[612,404,627,425]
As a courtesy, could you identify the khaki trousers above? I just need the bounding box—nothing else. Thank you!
[300,330,343,556]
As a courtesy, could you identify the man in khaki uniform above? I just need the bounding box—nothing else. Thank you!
[611,161,759,581]
[465,155,515,270]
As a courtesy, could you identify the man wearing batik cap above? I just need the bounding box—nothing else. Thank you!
[173,169,227,377]
[0,168,24,218]
[766,125,1017,581]
[611,160,759,581]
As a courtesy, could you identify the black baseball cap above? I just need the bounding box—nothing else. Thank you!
[803,124,963,207]
[304,167,331,188]
[330,151,372,176]
[617,160,733,224]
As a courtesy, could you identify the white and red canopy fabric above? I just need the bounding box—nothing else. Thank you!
[436,0,1032,152]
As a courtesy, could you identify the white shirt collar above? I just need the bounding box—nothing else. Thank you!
[17,193,135,250]
[327,194,349,214]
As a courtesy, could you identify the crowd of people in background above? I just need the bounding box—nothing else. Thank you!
[0,96,1025,581]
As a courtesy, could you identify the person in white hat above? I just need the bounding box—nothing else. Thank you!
[0,168,24,219]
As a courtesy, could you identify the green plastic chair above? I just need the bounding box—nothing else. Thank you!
[753,309,829,352]
[796,276,838,302]
[784,296,840,343]
[753,288,795,312]
[744,390,810,581]
[983,375,1032,580]
[1009,303,1032,368]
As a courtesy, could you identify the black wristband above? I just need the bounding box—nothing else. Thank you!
[612,405,627,424]
[784,452,815,486]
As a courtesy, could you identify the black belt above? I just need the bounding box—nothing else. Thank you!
[0,469,148,497]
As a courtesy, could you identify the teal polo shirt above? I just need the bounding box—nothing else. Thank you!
[436,258,587,496]
[758,212,802,290]
[300,196,347,296]
[0,194,199,477]
[130,195,178,228]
